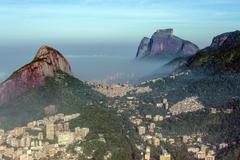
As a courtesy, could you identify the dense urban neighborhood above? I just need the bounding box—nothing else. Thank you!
[1,29,240,159]
[0,112,91,159]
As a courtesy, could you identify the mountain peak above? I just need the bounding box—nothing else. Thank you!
[188,30,240,73]
[33,45,72,75]
[155,28,173,36]
[0,45,72,105]
[136,28,199,59]
[35,45,64,59]
[209,30,240,52]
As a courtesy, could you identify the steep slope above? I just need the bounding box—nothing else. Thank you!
[134,30,240,160]
[132,71,240,159]
[0,71,139,159]
[0,45,71,105]
[188,30,240,73]
[136,29,199,59]
[0,46,140,159]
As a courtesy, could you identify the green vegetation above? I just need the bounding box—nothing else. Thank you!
[138,73,240,107]
[133,72,240,159]
[159,103,240,144]
[1,33,240,159]
[0,71,140,159]
[218,144,240,160]
[189,36,240,74]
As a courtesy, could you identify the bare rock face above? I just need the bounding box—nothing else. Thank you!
[136,29,199,59]
[207,30,240,52]
[136,37,151,58]
[0,45,72,105]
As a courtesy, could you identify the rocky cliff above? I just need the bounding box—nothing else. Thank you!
[203,30,240,53]
[0,45,72,105]
[136,29,199,59]
[188,30,240,73]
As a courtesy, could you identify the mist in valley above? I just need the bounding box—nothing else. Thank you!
[0,43,175,84]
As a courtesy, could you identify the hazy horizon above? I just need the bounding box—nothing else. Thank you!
[1,0,240,82]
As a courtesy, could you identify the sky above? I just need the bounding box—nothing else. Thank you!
[0,0,240,46]
[0,0,240,81]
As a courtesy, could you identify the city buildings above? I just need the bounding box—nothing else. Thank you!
[0,112,89,160]
[160,153,171,160]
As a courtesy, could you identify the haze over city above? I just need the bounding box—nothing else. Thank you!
[0,0,240,82]
[1,0,240,160]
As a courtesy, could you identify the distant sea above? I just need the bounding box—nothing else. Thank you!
[0,44,167,84]
[68,55,163,84]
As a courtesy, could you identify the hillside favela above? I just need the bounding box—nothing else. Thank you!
[0,1,240,160]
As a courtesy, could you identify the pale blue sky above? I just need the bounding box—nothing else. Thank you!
[0,0,240,46]
[0,0,240,81]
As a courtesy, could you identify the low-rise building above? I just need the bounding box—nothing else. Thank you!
[145,115,152,119]
[154,115,164,122]
[168,138,175,144]
[58,132,75,145]
[153,137,160,147]
[138,126,146,136]
[219,143,228,149]
[48,144,58,157]
[187,147,199,153]
[160,153,171,160]
[196,151,205,159]
[149,123,156,130]
[156,103,163,108]
[205,154,215,160]
[145,146,151,160]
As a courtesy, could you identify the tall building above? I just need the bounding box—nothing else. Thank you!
[63,122,70,132]
[145,146,151,160]
[38,132,43,140]
[164,103,169,110]
[138,126,146,136]
[39,140,43,146]
[75,127,81,136]
[20,137,26,148]
[0,129,4,136]
[14,127,24,137]
[58,132,75,145]
[25,137,31,147]
[46,123,55,140]
[80,128,90,139]
[31,140,36,147]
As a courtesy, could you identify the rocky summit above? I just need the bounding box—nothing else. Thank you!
[0,45,71,105]
[203,30,240,53]
[136,29,199,59]
[187,30,240,73]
